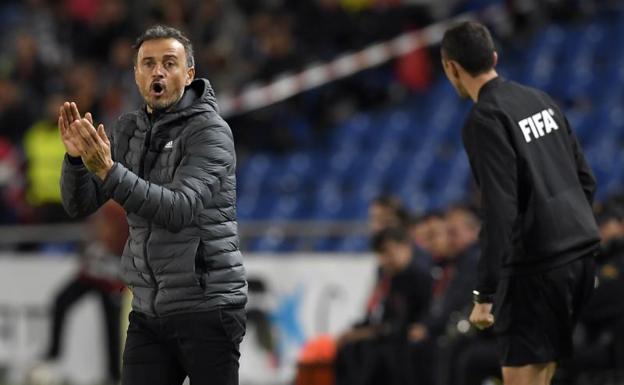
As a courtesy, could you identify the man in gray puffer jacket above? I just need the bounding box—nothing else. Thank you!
[59,25,246,385]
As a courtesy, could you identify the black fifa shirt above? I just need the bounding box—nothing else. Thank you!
[462,77,601,297]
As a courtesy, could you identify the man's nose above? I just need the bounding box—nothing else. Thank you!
[151,63,165,77]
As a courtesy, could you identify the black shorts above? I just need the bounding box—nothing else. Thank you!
[493,256,595,367]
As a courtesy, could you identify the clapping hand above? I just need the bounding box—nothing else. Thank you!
[58,102,113,180]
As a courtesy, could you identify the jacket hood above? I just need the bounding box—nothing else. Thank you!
[174,78,218,115]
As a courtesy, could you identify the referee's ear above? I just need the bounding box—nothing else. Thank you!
[448,60,461,81]
[492,52,498,68]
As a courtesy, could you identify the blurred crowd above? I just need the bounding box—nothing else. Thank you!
[0,1,620,384]
[0,0,605,226]
[330,194,624,385]
[0,0,542,226]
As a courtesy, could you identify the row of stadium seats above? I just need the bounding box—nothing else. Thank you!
[237,10,624,252]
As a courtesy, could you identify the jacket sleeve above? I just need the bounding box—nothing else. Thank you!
[463,109,518,297]
[100,119,234,233]
[565,118,596,205]
[60,121,117,218]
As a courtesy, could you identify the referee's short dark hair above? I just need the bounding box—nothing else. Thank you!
[371,227,409,253]
[133,25,195,68]
[441,21,496,76]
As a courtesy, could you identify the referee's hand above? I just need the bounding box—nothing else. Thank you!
[469,303,494,330]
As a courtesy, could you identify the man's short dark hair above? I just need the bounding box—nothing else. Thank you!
[371,227,409,253]
[441,21,496,76]
[133,25,195,68]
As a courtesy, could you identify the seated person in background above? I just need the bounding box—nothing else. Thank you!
[368,195,410,234]
[406,214,434,272]
[407,211,453,275]
[438,206,500,385]
[336,227,432,385]
[565,202,624,381]
[408,206,489,385]
[0,136,25,225]
[410,205,481,342]
[411,211,453,262]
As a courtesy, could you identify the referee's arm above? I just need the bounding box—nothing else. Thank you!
[463,109,519,300]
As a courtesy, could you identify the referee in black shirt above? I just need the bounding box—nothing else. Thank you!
[440,22,601,385]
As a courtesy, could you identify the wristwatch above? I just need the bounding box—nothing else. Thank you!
[472,290,494,304]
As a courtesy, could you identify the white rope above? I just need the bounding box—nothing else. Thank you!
[217,6,503,117]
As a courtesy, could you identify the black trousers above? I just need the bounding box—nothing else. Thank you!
[122,307,246,385]
[46,277,121,382]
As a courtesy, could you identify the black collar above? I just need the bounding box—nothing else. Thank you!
[477,76,503,101]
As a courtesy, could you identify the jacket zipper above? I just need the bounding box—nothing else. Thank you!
[139,116,159,317]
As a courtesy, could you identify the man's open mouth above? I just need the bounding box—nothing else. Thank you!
[151,82,165,96]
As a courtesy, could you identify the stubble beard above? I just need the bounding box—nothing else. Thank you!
[145,88,184,112]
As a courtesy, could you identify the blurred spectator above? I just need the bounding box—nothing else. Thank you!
[69,0,133,62]
[395,47,433,92]
[407,205,481,385]
[22,0,66,68]
[0,77,37,143]
[0,136,25,224]
[419,211,453,261]
[99,37,141,127]
[368,195,409,234]
[0,0,484,229]
[407,214,429,250]
[29,201,128,384]
[249,12,304,82]
[445,205,480,258]
[23,93,70,223]
[8,31,48,98]
[190,0,249,93]
[64,62,101,120]
[564,203,624,381]
[335,227,432,385]
[405,215,434,270]
[411,206,480,341]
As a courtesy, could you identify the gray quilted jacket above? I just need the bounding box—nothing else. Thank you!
[60,79,247,316]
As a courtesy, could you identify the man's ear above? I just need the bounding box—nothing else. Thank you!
[449,60,461,80]
[186,66,195,86]
[492,51,498,67]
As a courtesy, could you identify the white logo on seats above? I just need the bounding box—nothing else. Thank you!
[518,108,559,143]
[164,140,174,149]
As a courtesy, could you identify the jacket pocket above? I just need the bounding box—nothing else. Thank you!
[219,307,246,345]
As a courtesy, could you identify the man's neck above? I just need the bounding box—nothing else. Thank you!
[465,70,498,102]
